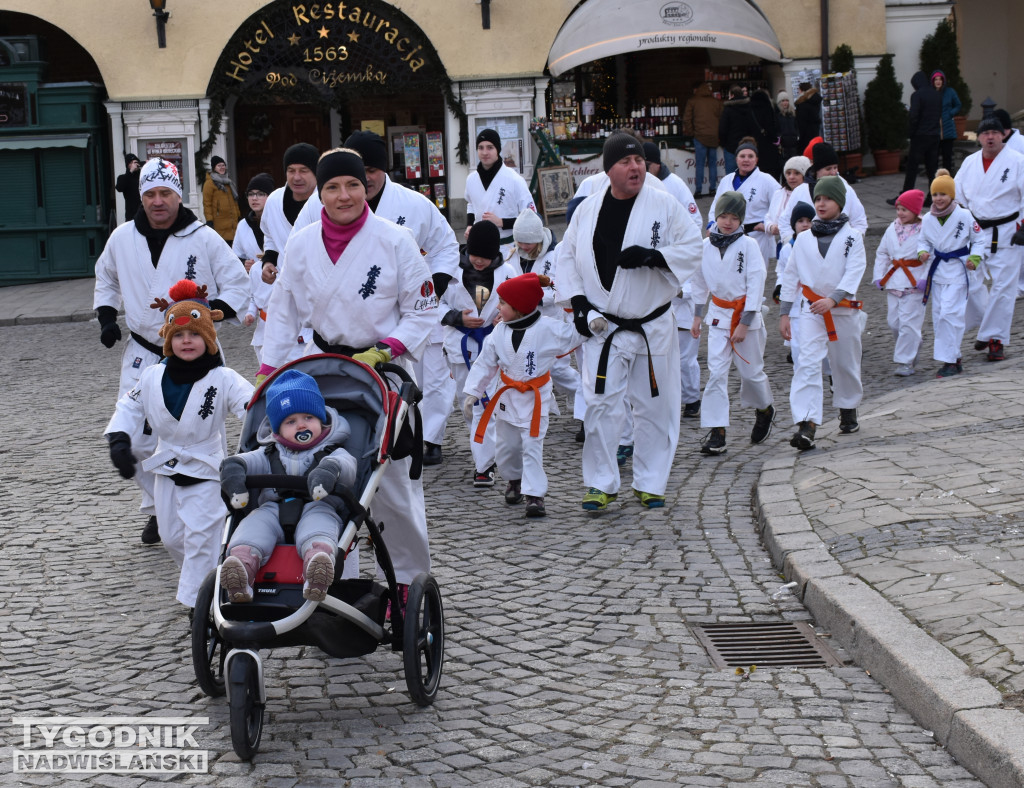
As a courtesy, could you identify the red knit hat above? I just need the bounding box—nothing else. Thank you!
[496,272,549,316]
[802,136,824,160]
[895,189,925,217]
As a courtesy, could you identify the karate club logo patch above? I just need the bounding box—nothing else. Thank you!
[688,202,698,214]
[420,280,434,298]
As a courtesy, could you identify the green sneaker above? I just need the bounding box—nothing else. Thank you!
[582,488,617,511]
[633,489,666,509]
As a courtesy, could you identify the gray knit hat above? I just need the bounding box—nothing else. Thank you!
[813,175,847,210]
[714,191,747,225]
[512,208,545,244]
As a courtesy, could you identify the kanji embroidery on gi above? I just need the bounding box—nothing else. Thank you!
[359,265,382,300]
[1001,168,1010,183]
[395,216,406,226]
[651,220,661,248]
[185,255,197,280]
[737,251,745,273]
[497,187,506,205]
[198,386,218,419]
[843,237,855,257]
[954,221,964,239]
[525,351,537,376]
[749,187,757,200]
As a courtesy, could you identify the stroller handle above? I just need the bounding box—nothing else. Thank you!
[378,362,422,405]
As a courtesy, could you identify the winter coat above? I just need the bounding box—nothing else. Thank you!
[203,173,241,243]
[776,108,799,158]
[749,90,781,178]
[719,97,758,155]
[795,87,822,151]
[683,84,722,148]
[116,169,141,220]
[933,71,962,141]
[907,71,941,138]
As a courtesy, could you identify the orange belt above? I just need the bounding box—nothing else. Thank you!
[258,308,267,321]
[474,370,551,442]
[711,293,749,363]
[801,284,862,342]
[879,257,924,288]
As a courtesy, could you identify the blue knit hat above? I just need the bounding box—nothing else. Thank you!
[265,370,327,434]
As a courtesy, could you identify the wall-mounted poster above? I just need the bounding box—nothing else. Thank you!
[403,132,422,180]
[426,131,444,178]
[144,139,187,186]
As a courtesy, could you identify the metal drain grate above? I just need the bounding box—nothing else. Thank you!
[692,622,842,668]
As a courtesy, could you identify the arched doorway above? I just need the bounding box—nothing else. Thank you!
[206,0,465,215]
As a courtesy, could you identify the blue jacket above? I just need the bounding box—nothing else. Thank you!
[933,71,962,140]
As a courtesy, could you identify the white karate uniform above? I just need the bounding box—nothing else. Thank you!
[105,364,253,607]
[674,281,702,406]
[465,163,535,248]
[955,146,1024,345]
[262,210,438,585]
[779,221,866,426]
[711,168,781,267]
[464,315,582,496]
[232,215,262,266]
[766,187,799,247]
[789,178,869,236]
[873,220,927,366]
[260,187,317,355]
[244,264,273,362]
[691,234,772,429]
[440,259,519,473]
[918,208,986,363]
[93,217,251,519]
[557,181,702,496]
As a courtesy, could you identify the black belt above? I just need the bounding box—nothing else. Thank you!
[974,211,1019,254]
[129,331,164,357]
[594,302,671,397]
[313,331,369,356]
[743,222,761,233]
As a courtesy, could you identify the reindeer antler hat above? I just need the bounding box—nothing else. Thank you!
[151,279,223,357]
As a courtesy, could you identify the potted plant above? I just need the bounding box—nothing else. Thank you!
[919,19,972,139]
[863,54,908,174]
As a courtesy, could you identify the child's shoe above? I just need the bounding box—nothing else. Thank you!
[633,489,666,508]
[582,488,617,510]
[894,364,915,376]
[936,362,961,378]
[988,339,1005,362]
[839,409,859,434]
[750,405,775,444]
[700,427,727,455]
[220,547,260,603]
[302,542,336,602]
[616,444,634,466]
[504,479,523,504]
[525,495,546,517]
[974,339,989,351]
[474,465,496,487]
[790,421,816,451]
[683,400,701,418]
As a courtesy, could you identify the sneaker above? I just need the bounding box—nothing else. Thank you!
[894,364,915,377]
[422,442,443,466]
[790,421,816,451]
[220,553,256,604]
[575,423,586,443]
[616,444,634,466]
[682,400,701,418]
[474,465,496,487]
[956,358,963,373]
[750,404,775,444]
[141,515,161,545]
[936,362,961,378]
[987,339,1005,362]
[885,196,898,206]
[839,408,859,434]
[504,479,524,504]
[385,583,410,621]
[302,545,336,602]
[582,488,617,511]
[700,427,727,455]
[974,339,989,351]
[525,495,546,517]
[633,489,666,508]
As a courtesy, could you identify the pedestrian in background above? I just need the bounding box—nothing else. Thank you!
[115,153,142,221]
[235,172,275,363]
[795,81,822,152]
[932,70,962,173]
[683,82,722,197]
[749,88,782,179]
[202,156,240,243]
[888,72,940,206]
[719,85,758,175]
[775,91,800,163]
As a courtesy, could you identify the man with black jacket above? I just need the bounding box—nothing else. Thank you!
[719,85,758,175]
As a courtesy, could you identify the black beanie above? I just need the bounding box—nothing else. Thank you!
[811,142,839,173]
[642,141,661,164]
[466,221,500,259]
[210,155,225,168]
[603,132,644,172]
[977,115,1005,134]
[283,142,320,172]
[476,128,502,151]
[344,130,389,170]
[789,201,815,230]
[316,149,367,192]
[246,172,274,195]
[994,109,1012,132]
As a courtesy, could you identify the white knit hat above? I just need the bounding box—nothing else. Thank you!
[783,155,812,176]
[512,208,545,244]
[776,91,792,106]
[139,158,182,197]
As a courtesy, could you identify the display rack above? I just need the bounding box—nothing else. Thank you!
[820,70,861,154]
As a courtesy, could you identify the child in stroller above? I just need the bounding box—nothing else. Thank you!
[219,369,357,602]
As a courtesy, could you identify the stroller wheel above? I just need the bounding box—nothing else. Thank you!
[403,573,445,706]
[190,571,226,697]
[229,653,264,760]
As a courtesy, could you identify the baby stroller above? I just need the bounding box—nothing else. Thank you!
[190,354,444,760]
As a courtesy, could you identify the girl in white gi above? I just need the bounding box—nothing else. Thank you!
[778,176,866,451]
[464,128,535,252]
[710,137,780,268]
[917,171,985,377]
[105,280,254,609]
[260,148,437,612]
[235,173,274,363]
[871,189,928,377]
[463,273,583,518]
[690,192,775,455]
[440,221,518,486]
[775,201,815,366]
[219,370,358,603]
[765,155,810,255]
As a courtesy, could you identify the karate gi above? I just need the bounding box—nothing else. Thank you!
[954,146,1024,345]
[244,264,273,362]
[262,210,438,585]
[873,219,927,366]
[691,234,773,429]
[779,221,866,426]
[765,187,799,247]
[465,163,535,248]
[918,208,985,363]
[464,315,582,496]
[105,363,253,607]
[232,216,262,266]
[93,216,250,520]
[558,181,702,496]
[789,179,869,236]
[711,168,781,266]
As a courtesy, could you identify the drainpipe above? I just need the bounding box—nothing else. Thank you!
[820,0,829,73]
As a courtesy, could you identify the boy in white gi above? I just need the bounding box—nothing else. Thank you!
[872,189,927,376]
[775,201,815,366]
[463,273,583,518]
[464,128,535,252]
[105,280,254,608]
[917,171,985,377]
[219,370,358,603]
[690,192,775,455]
[778,176,866,450]
[440,221,518,486]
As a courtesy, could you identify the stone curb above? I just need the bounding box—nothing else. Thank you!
[756,456,1024,788]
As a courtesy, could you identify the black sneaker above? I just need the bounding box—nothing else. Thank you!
[790,421,816,451]
[750,404,775,444]
[525,495,546,517]
[422,442,443,466]
[474,465,496,487]
[988,339,1005,362]
[885,197,898,206]
[682,400,701,418]
[504,479,523,504]
[700,427,727,455]
[974,339,989,351]
[141,515,161,545]
[839,408,859,434]
[616,444,634,466]
[936,362,961,378]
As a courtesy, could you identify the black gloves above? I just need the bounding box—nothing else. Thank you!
[209,299,236,320]
[772,284,782,304]
[441,309,464,328]
[107,432,136,479]
[570,295,594,338]
[617,245,668,270]
[97,306,121,348]
[1011,227,1024,247]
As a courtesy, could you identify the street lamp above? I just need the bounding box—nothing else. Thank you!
[149,0,169,49]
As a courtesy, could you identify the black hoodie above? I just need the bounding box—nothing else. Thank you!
[908,71,941,137]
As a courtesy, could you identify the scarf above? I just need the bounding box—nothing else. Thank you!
[894,219,922,245]
[929,201,955,219]
[709,229,745,252]
[211,171,237,198]
[321,203,369,263]
[810,214,849,237]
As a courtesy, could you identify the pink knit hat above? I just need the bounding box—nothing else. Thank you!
[895,189,925,216]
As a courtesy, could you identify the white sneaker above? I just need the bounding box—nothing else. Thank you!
[894,364,915,377]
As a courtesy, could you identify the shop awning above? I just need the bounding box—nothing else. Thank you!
[547,0,782,77]
[0,134,90,151]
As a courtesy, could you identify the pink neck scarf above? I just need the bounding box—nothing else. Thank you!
[321,203,369,263]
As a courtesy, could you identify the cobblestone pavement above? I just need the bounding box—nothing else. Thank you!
[0,217,999,785]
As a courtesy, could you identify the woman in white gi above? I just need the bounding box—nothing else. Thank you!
[710,137,780,268]
[778,176,866,450]
[690,191,775,455]
[105,280,253,608]
[464,128,535,252]
[260,147,437,604]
